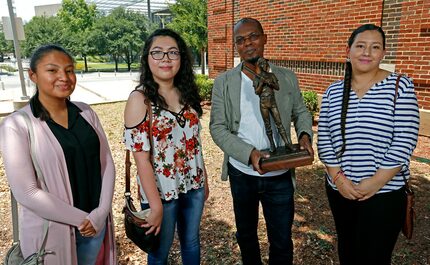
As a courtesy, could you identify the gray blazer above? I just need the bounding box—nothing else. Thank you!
[209,62,313,181]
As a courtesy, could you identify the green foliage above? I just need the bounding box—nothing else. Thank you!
[87,55,108,63]
[302,90,319,116]
[168,0,207,50]
[87,7,149,71]
[168,0,207,73]
[57,0,98,66]
[195,74,213,101]
[58,0,97,33]
[18,1,149,72]
[0,65,17,72]
[21,16,66,57]
[75,61,85,71]
[0,31,14,58]
[75,60,139,72]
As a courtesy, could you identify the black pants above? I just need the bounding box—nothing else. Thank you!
[326,181,406,265]
[228,163,294,265]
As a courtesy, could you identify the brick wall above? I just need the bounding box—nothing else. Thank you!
[208,0,430,110]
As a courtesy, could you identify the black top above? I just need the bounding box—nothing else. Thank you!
[30,100,102,212]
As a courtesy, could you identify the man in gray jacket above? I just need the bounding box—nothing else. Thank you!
[209,17,313,265]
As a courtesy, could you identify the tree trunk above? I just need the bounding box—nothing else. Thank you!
[114,55,119,72]
[84,56,88,72]
[200,47,205,75]
[127,49,132,71]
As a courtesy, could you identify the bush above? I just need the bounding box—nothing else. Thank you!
[0,65,17,72]
[75,62,85,71]
[195,74,213,101]
[302,90,318,117]
[88,55,109,63]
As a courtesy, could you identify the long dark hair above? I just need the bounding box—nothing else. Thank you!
[136,28,202,116]
[338,24,386,157]
[29,44,74,121]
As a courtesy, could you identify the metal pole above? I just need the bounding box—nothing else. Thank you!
[7,0,28,100]
[147,0,152,22]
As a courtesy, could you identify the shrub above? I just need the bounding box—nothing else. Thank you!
[302,90,318,117]
[0,65,17,72]
[75,62,85,71]
[195,74,213,101]
[88,55,109,63]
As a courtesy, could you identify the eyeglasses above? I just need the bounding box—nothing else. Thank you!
[149,50,181,60]
[235,33,261,46]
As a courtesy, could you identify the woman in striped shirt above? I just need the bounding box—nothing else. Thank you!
[317,24,419,265]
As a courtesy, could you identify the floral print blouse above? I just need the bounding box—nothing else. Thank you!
[124,104,205,203]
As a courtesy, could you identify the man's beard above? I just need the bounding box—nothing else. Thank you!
[245,56,260,64]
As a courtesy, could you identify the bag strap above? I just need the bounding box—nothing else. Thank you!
[393,74,402,106]
[392,75,411,188]
[12,110,50,256]
[125,94,154,195]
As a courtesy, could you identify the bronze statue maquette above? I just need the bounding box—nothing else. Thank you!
[253,57,293,152]
[243,57,313,171]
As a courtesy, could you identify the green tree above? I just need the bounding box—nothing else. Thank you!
[168,0,207,74]
[0,31,14,61]
[58,0,97,72]
[21,16,66,57]
[88,7,149,71]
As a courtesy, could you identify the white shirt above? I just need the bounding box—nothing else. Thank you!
[229,72,287,177]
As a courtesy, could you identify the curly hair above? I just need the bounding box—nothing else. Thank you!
[337,24,385,157]
[136,28,202,116]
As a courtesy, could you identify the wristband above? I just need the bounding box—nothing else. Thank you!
[332,170,344,184]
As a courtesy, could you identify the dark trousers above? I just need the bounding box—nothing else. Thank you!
[326,181,406,265]
[228,163,295,265]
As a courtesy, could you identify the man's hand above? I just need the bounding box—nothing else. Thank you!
[249,148,269,175]
[299,133,314,157]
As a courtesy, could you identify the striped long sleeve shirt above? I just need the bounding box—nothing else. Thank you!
[317,73,419,193]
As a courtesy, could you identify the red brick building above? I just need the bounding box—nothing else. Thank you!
[207,0,430,119]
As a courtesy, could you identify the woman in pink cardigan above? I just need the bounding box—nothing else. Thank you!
[0,44,117,264]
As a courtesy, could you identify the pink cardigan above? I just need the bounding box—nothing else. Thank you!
[0,102,117,264]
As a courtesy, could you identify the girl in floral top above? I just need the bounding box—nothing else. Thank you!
[124,28,209,265]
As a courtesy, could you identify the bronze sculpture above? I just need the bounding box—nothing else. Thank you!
[251,57,293,152]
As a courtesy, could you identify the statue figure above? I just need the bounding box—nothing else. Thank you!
[252,57,293,152]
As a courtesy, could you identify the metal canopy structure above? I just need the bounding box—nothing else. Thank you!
[87,0,176,17]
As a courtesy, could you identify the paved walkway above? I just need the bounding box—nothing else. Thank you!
[0,71,139,116]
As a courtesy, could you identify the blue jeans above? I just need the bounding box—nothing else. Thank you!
[141,188,205,265]
[228,163,295,265]
[75,224,106,265]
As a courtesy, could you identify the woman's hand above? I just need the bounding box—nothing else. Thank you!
[335,177,363,200]
[354,177,384,201]
[143,207,163,236]
[78,219,96,237]
[354,167,401,201]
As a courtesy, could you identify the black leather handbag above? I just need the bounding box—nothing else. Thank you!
[123,97,160,253]
[123,181,160,253]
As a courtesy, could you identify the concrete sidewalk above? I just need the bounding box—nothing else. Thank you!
[0,71,139,117]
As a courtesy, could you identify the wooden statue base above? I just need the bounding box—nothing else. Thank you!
[260,144,314,172]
